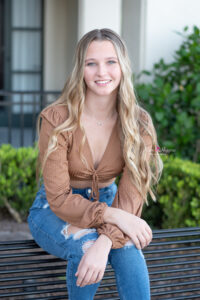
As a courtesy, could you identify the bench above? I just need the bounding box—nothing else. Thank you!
[0,227,200,299]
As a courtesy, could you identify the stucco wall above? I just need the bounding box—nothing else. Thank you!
[145,0,200,71]
[78,0,122,38]
[44,0,78,90]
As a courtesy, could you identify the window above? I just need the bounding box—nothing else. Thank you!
[5,0,43,113]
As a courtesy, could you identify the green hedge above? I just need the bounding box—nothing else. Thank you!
[0,144,199,228]
[136,25,200,163]
[0,144,38,222]
[143,155,200,229]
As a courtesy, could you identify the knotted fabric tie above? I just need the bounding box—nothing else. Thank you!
[89,171,99,201]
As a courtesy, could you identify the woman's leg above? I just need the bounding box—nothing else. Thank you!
[28,208,104,300]
[27,185,105,300]
[108,240,150,300]
[27,182,117,299]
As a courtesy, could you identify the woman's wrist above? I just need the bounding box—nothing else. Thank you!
[97,234,112,249]
[103,206,121,225]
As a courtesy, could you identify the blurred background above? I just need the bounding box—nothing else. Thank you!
[0,0,199,234]
[0,0,199,147]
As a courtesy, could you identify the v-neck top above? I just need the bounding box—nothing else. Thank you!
[84,115,118,171]
[38,104,153,249]
[68,115,121,202]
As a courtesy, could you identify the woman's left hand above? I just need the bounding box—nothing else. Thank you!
[75,234,112,287]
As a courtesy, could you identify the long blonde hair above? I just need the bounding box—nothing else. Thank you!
[36,28,163,203]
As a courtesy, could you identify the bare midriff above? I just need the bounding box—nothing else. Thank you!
[70,178,116,189]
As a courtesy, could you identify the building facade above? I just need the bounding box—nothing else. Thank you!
[0,0,199,146]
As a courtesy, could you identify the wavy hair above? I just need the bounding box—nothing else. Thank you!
[36,28,163,203]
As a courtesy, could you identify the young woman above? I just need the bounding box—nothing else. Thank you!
[28,28,163,300]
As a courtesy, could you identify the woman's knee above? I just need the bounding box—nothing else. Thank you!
[122,240,146,259]
[109,239,146,263]
[62,224,95,239]
[28,208,99,259]
[61,224,99,256]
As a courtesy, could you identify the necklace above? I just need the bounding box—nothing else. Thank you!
[82,109,118,126]
[96,120,103,126]
[93,112,117,126]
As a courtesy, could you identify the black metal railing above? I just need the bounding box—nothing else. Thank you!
[0,90,61,148]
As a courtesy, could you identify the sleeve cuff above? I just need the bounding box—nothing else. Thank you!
[97,224,130,249]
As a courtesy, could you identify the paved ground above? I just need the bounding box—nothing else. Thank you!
[0,210,32,241]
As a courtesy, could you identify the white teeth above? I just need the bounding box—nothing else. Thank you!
[96,80,111,84]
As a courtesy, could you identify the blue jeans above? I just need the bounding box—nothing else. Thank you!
[27,182,150,300]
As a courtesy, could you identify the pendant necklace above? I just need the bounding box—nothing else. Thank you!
[94,112,117,126]
[96,120,103,126]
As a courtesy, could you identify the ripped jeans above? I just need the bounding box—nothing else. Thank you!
[27,182,150,300]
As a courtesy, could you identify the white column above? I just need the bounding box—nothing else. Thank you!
[122,0,147,75]
[44,0,78,90]
[78,0,122,39]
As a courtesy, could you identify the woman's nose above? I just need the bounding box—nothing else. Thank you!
[96,63,107,76]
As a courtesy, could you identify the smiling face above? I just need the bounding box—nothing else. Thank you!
[84,40,122,98]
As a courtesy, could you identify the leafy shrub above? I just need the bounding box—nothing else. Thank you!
[143,154,200,228]
[0,144,38,221]
[136,25,200,163]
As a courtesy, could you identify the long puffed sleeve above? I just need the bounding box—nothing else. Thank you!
[39,107,108,228]
[97,120,153,249]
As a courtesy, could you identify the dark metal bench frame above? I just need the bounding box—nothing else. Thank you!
[0,227,200,299]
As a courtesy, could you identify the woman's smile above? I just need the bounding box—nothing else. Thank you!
[95,79,112,86]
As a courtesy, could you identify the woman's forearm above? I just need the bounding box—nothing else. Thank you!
[103,206,121,225]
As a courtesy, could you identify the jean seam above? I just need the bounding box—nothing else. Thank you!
[28,214,67,252]
[67,260,74,290]
[115,272,125,300]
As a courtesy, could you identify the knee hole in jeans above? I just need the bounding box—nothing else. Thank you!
[61,224,96,241]
[82,240,96,253]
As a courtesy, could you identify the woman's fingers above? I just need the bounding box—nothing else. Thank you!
[76,270,86,287]
[76,256,106,287]
[76,259,87,286]
[77,269,103,287]
[131,227,152,249]
[79,269,94,287]
[76,275,84,287]
[86,270,102,286]
[95,270,104,284]
[138,234,147,249]
[145,224,153,240]
[132,236,141,249]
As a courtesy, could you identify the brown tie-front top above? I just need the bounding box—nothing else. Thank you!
[38,104,153,249]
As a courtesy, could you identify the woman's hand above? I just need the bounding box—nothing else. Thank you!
[116,209,152,249]
[104,207,152,250]
[75,234,112,287]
